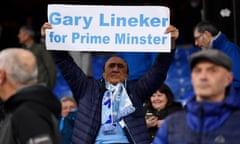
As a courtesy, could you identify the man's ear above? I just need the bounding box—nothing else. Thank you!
[204,31,212,37]
[102,71,106,80]
[226,72,233,86]
[125,73,128,79]
[0,70,6,85]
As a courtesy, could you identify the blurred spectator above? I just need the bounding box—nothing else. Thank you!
[0,48,61,144]
[193,21,240,92]
[17,25,57,89]
[59,96,77,144]
[61,96,77,118]
[153,49,240,144]
[145,83,182,142]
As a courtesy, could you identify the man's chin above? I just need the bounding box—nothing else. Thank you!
[109,80,121,85]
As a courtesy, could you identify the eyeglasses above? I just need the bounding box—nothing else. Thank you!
[194,33,203,41]
[108,63,125,69]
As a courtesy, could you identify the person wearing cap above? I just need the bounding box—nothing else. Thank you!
[193,21,240,92]
[153,49,240,144]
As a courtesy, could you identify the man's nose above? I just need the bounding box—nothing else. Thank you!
[194,40,199,46]
[199,71,208,79]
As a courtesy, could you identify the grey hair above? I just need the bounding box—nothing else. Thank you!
[0,48,38,87]
[194,21,219,36]
[21,25,35,38]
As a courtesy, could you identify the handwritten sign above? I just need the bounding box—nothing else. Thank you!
[46,4,170,52]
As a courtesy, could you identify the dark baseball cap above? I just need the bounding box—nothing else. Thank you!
[189,49,232,71]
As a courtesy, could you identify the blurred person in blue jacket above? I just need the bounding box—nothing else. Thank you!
[193,21,240,93]
[153,49,240,144]
[59,96,77,144]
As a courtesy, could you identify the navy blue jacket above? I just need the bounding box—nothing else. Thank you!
[52,51,174,144]
[153,86,240,144]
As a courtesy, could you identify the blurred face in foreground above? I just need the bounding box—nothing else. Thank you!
[150,90,168,112]
[103,56,128,85]
[191,61,233,102]
[61,100,77,117]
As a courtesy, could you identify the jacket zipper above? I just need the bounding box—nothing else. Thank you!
[198,102,204,144]
[119,119,136,144]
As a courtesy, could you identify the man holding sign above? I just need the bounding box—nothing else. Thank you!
[42,5,179,144]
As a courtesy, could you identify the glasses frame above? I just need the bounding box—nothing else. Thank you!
[194,33,203,41]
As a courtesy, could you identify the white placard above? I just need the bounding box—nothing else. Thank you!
[46,4,170,52]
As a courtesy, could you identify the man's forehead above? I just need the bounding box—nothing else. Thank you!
[194,61,216,67]
[193,61,227,70]
[194,30,200,35]
[106,56,126,64]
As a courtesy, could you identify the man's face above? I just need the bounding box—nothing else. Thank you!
[17,28,29,45]
[103,56,128,85]
[61,100,77,117]
[191,61,233,102]
[193,30,211,49]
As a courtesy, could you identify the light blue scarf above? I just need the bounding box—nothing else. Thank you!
[102,82,136,134]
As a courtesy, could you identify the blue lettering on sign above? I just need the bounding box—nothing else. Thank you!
[49,12,93,29]
[115,33,167,45]
[72,32,110,44]
[49,32,67,43]
[99,13,168,27]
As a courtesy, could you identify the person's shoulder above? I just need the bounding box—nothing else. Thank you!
[163,109,187,132]
[167,102,183,114]
[29,43,41,49]
[10,103,39,125]
[32,43,50,52]
[166,109,186,121]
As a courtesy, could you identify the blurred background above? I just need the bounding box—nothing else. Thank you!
[0,0,239,102]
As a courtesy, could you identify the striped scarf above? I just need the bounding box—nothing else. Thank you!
[101,82,136,134]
